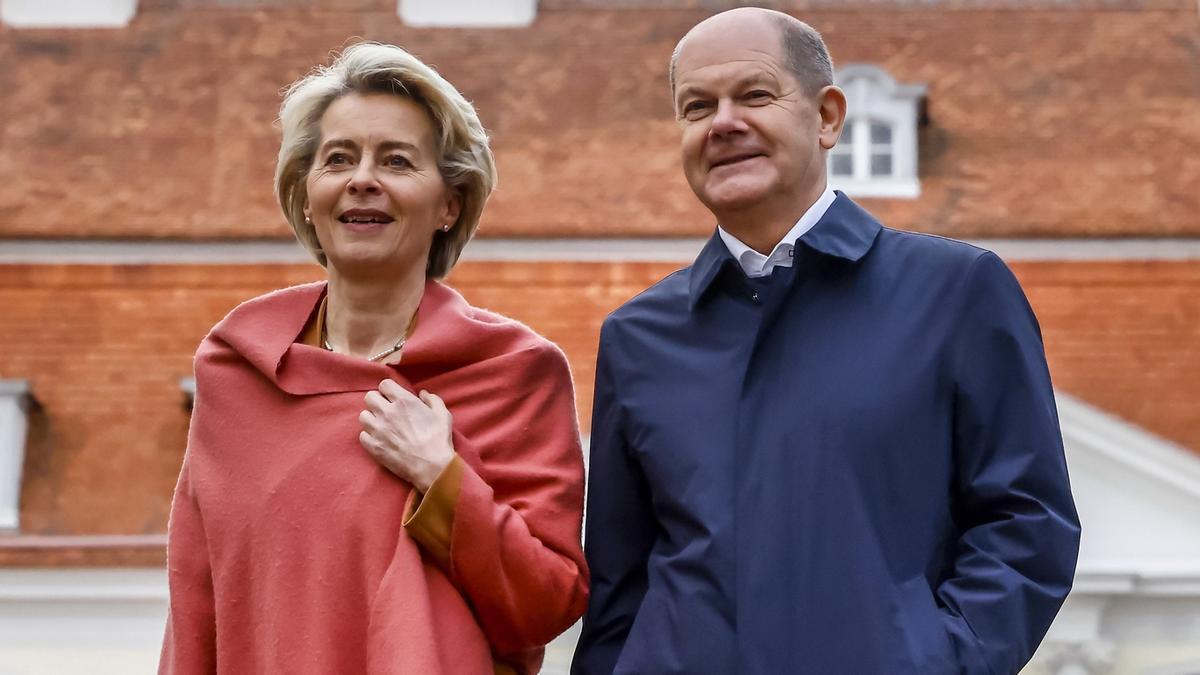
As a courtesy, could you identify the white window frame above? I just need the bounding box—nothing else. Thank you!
[399,0,537,28]
[0,0,138,28]
[828,65,926,199]
[0,380,33,532]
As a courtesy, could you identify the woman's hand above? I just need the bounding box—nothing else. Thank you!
[359,379,456,492]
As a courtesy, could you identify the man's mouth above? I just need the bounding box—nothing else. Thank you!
[337,209,395,224]
[710,153,764,170]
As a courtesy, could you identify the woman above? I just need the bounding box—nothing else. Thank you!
[160,43,588,675]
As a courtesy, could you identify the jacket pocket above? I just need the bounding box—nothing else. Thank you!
[894,575,958,674]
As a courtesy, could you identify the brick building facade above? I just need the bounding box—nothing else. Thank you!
[1,2,1198,673]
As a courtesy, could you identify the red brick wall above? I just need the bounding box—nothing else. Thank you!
[2,6,1197,239]
[2,260,1198,537]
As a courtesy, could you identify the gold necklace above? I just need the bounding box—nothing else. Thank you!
[322,306,419,363]
[323,333,406,362]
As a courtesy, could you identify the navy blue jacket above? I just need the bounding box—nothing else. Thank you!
[572,195,1080,675]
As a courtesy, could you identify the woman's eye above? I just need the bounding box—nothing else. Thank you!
[325,152,350,166]
[386,155,413,169]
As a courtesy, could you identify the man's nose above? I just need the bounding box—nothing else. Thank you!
[347,161,381,195]
[709,99,748,137]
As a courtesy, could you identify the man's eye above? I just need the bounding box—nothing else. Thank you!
[682,101,712,119]
[746,90,772,102]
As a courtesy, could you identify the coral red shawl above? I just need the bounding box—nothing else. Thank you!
[160,280,588,674]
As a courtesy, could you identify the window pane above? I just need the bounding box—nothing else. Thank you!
[870,123,892,144]
[841,123,854,144]
[831,154,853,176]
[870,153,893,177]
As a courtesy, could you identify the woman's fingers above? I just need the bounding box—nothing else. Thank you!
[378,378,416,404]
[358,429,377,453]
[358,409,377,430]
[363,389,389,414]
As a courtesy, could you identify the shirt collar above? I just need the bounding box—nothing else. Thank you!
[717,187,837,278]
[688,191,883,310]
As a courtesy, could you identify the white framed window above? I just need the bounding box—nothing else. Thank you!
[0,0,138,28]
[829,65,926,199]
[0,380,33,532]
[399,0,537,27]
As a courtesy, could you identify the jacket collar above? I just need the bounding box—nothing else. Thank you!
[688,191,882,310]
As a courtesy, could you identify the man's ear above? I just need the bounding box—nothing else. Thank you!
[817,85,848,151]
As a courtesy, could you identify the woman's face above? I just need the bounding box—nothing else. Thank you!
[304,92,460,276]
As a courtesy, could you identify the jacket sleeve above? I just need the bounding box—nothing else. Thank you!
[571,324,657,675]
[942,251,1082,675]
[405,341,589,664]
[159,453,217,675]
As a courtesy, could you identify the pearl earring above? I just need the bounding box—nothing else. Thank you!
[442,224,451,232]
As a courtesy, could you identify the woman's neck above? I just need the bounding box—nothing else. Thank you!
[324,265,426,360]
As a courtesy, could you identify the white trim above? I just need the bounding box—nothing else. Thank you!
[5,238,1200,265]
[398,0,536,27]
[1072,570,1200,597]
[0,568,166,603]
[1057,393,1200,503]
[829,177,920,199]
[0,380,32,532]
[0,0,137,28]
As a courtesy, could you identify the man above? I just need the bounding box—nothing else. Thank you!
[572,8,1080,675]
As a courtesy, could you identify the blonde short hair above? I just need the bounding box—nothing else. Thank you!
[275,42,497,278]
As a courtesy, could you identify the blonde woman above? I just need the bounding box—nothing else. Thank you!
[160,43,588,675]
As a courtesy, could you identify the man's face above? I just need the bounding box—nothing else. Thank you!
[673,19,828,220]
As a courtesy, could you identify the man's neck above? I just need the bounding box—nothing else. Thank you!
[715,184,826,255]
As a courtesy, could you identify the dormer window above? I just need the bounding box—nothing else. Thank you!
[399,0,537,27]
[1,0,138,27]
[829,65,926,199]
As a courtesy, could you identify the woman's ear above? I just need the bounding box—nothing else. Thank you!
[441,191,462,232]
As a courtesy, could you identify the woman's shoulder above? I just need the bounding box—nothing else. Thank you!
[429,283,568,373]
[195,281,325,365]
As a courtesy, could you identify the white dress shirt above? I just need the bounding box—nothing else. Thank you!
[717,188,837,278]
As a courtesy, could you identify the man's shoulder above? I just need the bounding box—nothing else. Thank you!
[601,266,694,340]
[608,266,692,315]
[872,226,994,275]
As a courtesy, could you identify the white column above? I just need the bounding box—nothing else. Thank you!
[0,380,32,532]
[1041,641,1116,675]
[398,0,537,28]
[1034,594,1116,675]
[0,0,138,28]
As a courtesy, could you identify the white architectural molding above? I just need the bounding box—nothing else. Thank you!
[399,0,537,28]
[830,64,926,199]
[1056,392,1200,571]
[0,567,166,674]
[1028,392,1200,675]
[0,380,33,532]
[6,238,1200,265]
[0,0,137,28]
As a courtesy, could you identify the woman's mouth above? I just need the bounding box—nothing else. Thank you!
[337,208,395,225]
